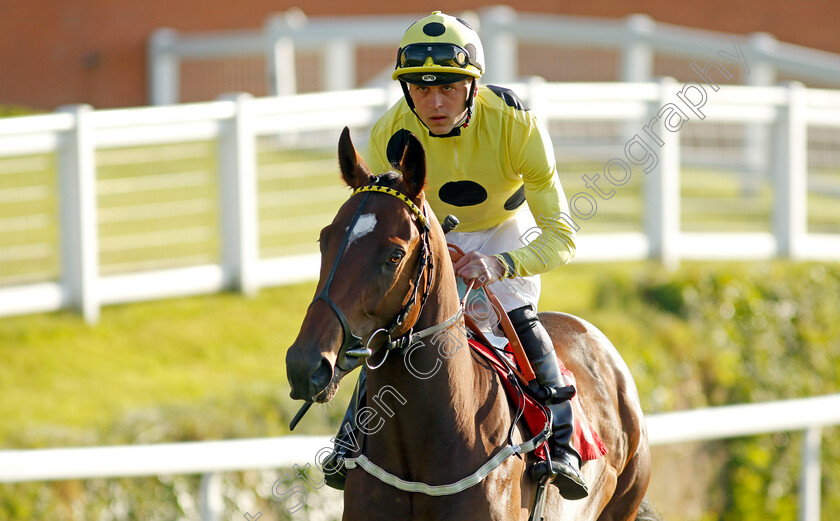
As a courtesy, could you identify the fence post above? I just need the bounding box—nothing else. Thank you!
[265,9,306,97]
[218,93,259,296]
[621,14,655,163]
[479,5,517,85]
[148,28,180,106]
[620,14,655,83]
[323,39,355,91]
[526,76,548,124]
[742,32,778,196]
[57,104,100,323]
[799,427,822,521]
[199,472,224,521]
[773,81,807,259]
[644,77,680,269]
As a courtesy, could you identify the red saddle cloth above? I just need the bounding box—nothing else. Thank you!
[469,338,608,462]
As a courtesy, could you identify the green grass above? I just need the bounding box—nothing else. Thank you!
[0,106,43,118]
[0,283,329,448]
[0,260,651,449]
[1,259,839,521]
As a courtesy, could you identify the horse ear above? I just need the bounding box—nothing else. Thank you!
[399,132,427,199]
[338,127,373,189]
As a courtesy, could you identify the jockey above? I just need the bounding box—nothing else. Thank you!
[322,11,586,500]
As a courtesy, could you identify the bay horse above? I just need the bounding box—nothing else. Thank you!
[285,127,653,520]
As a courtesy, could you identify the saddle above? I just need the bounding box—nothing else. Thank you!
[449,245,608,463]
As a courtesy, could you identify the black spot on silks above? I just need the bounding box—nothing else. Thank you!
[386,129,414,169]
[488,85,530,111]
[439,180,488,207]
[504,185,526,210]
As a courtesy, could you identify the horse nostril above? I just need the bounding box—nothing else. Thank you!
[310,357,333,395]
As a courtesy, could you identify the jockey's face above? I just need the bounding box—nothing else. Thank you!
[407,79,472,135]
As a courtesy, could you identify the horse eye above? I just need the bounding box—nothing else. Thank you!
[388,251,405,264]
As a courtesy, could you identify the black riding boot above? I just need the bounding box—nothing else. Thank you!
[508,305,589,500]
[321,368,366,490]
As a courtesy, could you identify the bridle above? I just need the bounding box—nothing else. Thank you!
[310,178,551,497]
[308,177,458,372]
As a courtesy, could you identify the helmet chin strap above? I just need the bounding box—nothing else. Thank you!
[400,78,477,138]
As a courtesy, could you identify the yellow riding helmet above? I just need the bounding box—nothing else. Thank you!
[393,11,484,85]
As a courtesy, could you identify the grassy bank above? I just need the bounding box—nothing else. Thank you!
[1,260,839,520]
[0,282,339,448]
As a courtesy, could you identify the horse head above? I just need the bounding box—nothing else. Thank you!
[286,127,438,403]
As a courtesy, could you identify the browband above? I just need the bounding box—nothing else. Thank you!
[353,185,430,230]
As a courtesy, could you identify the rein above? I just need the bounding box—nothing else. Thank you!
[309,191,370,367]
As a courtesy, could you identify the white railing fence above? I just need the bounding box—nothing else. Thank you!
[1,81,839,322]
[1,394,839,521]
[147,6,840,105]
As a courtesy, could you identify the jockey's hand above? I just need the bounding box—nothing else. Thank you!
[453,251,505,288]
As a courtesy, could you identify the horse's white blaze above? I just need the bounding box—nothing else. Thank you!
[348,213,377,245]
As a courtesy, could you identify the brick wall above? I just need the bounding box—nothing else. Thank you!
[1,0,837,110]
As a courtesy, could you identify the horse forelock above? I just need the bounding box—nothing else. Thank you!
[364,170,427,205]
[372,170,403,188]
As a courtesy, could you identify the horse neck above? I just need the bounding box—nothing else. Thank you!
[363,232,499,464]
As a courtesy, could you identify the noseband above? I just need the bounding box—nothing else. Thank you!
[308,178,437,372]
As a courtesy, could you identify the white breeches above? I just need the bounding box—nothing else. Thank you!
[446,210,541,314]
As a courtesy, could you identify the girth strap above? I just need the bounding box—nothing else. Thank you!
[342,418,550,496]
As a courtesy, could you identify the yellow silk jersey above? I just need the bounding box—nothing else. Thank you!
[366,85,576,278]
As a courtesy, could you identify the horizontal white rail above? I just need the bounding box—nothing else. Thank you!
[148,7,840,104]
[645,393,840,445]
[0,435,332,483]
[0,395,836,521]
[2,395,836,482]
[1,81,839,322]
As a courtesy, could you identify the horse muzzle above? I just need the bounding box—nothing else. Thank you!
[286,346,337,402]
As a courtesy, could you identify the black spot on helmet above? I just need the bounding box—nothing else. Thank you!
[393,11,484,82]
[423,22,446,37]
